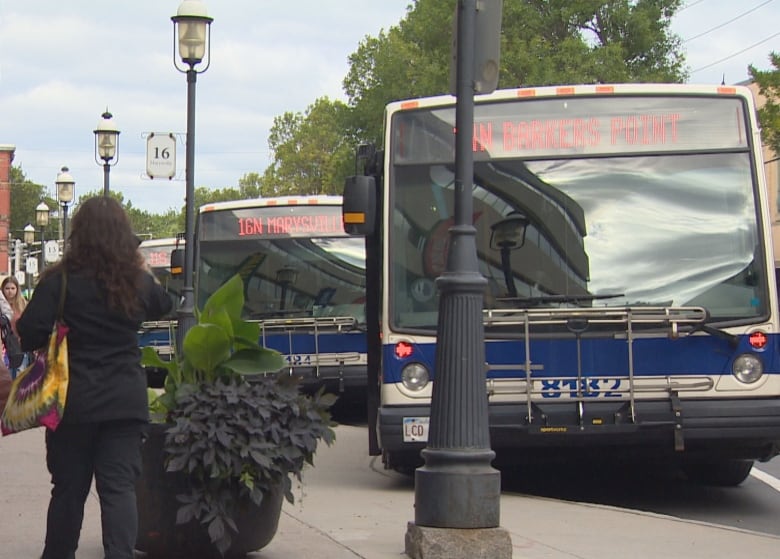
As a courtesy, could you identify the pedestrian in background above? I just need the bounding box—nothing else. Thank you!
[17,196,172,559]
[2,275,28,377]
[0,277,16,373]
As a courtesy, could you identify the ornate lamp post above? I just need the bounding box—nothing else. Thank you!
[23,224,34,291]
[94,110,120,196]
[35,201,49,273]
[171,0,213,343]
[56,166,75,251]
[408,2,509,558]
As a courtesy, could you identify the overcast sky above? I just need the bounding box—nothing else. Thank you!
[1,0,778,215]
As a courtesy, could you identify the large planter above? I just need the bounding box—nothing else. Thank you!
[135,423,284,559]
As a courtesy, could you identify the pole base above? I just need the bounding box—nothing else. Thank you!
[414,449,501,528]
[405,522,512,559]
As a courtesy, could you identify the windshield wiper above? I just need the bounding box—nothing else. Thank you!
[692,322,740,348]
[496,293,625,307]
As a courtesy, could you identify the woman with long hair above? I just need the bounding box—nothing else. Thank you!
[2,275,27,319]
[17,196,172,559]
[2,275,29,377]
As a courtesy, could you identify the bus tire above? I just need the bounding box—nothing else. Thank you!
[682,459,754,487]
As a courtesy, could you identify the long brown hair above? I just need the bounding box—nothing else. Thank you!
[43,196,144,318]
[1,275,27,316]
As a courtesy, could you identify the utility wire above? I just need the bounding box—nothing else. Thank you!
[679,0,707,12]
[691,31,780,73]
[684,0,774,43]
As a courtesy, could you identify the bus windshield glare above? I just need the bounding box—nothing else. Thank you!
[389,95,763,330]
[197,205,366,323]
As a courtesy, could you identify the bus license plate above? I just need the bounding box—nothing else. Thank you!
[403,417,429,442]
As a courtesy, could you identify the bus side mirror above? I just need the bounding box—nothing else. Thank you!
[170,248,184,277]
[343,175,376,236]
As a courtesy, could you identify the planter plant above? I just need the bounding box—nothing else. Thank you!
[138,274,337,558]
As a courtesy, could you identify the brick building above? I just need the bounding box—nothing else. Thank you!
[0,145,13,276]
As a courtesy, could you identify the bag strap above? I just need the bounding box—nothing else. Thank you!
[57,271,67,321]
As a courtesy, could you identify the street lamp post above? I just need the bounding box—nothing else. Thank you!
[56,166,75,251]
[23,224,34,292]
[94,110,120,196]
[171,0,213,345]
[35,201,49,273]
[407,1,510,558]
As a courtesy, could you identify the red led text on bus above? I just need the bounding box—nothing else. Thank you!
[237,214,344,236]
[470,112,682,153]
[143,250,170,267]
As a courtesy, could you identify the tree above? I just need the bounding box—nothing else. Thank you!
[8,166,48,237]
[344,0,688,147]
[750,52,780,157]
[260,97,354,197]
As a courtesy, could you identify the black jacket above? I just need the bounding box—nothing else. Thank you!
[17,269,172,424]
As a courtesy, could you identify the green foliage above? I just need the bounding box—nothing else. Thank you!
[344,0,688,148]
[166,377,336,555]
[750,52,780,157]
[261,97,355,197]
[8,166,48,236]
[142,274,336,556]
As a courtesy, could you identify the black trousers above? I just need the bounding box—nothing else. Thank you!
[41,419,146,559]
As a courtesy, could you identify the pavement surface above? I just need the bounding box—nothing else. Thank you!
[1,424,779,559]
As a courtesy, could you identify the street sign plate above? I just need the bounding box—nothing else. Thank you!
[14,271,25,285]
[146,132,177,179]
[45,240,60,263]
[26,257,38,276]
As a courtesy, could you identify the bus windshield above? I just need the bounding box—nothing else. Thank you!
[390,94,764,330]
[138,238,182,320]
[196,204,366,323]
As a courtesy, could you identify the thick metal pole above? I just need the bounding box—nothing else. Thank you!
[40,228,45,273]
[103,163,111,197]
[177,68,198,348]
[414,0,501,528]
[62,205,69,250]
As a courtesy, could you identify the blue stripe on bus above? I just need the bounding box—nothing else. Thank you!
[382,333,780,383]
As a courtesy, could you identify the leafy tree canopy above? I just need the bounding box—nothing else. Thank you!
[750,52,780,157]
[345,0,688,146]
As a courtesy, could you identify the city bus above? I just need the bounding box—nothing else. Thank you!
[138,237,183,386]
[343,83,780,485]
[194,196,367,399]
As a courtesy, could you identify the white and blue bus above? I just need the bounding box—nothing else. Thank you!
[343,83,780,484]
[138,237,183,386]
[194,196,367,398]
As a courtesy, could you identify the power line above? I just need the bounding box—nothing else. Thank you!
[684,0,774,43]
[691,31,780,73]
[679,0,707,12]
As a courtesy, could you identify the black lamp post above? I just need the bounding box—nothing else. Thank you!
[410,0,506,550]
[56,166,75,251]
[94,110,120,197]
[171,0,213,344]
[35,201,49,273]
[23,224,34,291]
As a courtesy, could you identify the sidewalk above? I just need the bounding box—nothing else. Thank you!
[1,425,779,559]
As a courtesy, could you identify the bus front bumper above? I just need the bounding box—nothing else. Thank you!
[378,397,780,463]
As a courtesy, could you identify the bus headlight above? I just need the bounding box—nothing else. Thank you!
[732,354,763,384]
[401,363,430,391]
